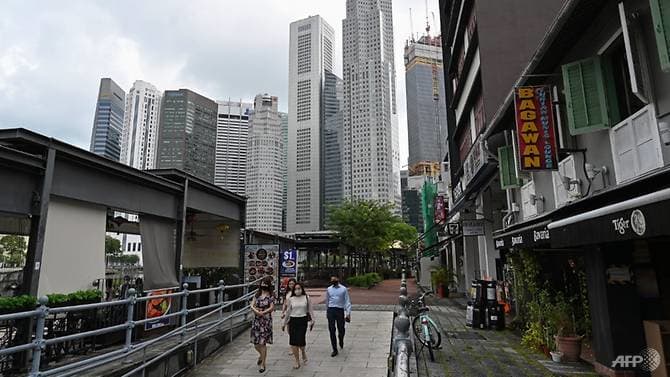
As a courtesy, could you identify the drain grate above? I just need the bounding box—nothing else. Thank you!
[443,331,487,340]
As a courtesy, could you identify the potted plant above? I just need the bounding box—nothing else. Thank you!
[431,267,457,298]
[551,293,583,362]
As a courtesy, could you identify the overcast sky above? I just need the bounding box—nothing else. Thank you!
[0,0,440,166]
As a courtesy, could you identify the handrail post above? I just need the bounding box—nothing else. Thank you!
[180,283,189,343]
[243,281,249,321]
[30,296,48,377]
[124,288,136,352]
[218,280,225,323]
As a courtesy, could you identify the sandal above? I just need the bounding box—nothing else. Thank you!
[293,363,300,370]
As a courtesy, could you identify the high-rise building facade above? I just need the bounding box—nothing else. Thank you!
[157,89,217,183]
[215,100,253,195]
[280,112,288,232]
[321,71,344,228]
[405,36,448,170]
[120,80,162,170]
[287,15,335,232]
[90,78,126,161]
[342,0,401,210]
[245,94,283,233]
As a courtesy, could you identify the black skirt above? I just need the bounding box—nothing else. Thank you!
[288,316,308,347]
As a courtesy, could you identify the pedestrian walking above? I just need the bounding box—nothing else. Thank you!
[250,276,275,373]
[282,282,315,369]
[325,276,351,357]
[280,278,297,356]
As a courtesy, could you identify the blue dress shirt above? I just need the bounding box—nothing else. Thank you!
[326,284,352,315]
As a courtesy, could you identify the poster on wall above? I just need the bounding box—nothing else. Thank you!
[244,244,279,289]
[514,86,559,171]
[144,288,173,331]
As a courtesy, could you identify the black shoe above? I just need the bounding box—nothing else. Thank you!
[339,339,344,349]
[259,368,265,373]
[331,350,338,357]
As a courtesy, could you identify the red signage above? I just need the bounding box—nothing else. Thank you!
[514,86,559,170]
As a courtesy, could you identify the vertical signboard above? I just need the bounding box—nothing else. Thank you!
[434,195,446,224]
[244,244,279,289]
[145,288,173,330]
[279,248,299,296]
[514,86,559,171]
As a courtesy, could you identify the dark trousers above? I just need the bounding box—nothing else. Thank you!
[327,307,345,352]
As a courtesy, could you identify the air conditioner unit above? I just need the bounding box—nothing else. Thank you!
[552,154,582,208]
[520,180,538,220]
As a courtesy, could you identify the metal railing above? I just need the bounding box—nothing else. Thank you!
[0,276,264,377]
[389,270,412,377]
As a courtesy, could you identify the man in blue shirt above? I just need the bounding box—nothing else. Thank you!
[325,275,352,357]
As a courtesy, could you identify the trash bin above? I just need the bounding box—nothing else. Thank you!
[485,280,497,305]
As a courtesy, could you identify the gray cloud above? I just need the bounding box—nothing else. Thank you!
[0,0,441,165]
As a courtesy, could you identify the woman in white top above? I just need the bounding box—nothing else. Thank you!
[281,282,315,369]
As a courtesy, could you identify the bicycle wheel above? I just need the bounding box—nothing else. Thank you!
[412,315,441,350]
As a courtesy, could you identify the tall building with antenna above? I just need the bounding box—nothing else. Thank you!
[404,33,447,174]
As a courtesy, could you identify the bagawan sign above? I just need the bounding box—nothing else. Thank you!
[514,86,559,171]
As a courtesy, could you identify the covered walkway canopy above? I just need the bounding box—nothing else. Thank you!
[0,128,245,296]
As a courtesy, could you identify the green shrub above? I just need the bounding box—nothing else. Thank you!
[0,295,37,314]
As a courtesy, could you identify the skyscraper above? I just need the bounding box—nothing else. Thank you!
[287,15,335,232]
[157,89,217,183]
[280,112,288,232]
[405,35,448,171]
[215,100,253,195]
[321,71,344,228]
[89,78,126,161]
[245,94,283,233]
[120,80,162,170]
[342,0,401,209]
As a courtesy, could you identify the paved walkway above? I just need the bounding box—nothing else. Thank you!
[418,298,597,377]
[188,310,393,377]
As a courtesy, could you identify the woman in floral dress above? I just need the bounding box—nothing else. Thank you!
[251,276,275,373]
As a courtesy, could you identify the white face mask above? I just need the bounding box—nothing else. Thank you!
[294,289,303,296]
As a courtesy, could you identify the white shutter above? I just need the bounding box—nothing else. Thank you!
[619,2,650,103]
[610,105,663,183]
[521,180,537,220]
[552,155,581,208]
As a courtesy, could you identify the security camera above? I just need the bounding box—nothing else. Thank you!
[659,122,670,146]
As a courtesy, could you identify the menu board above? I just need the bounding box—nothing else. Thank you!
[244,244,279,289]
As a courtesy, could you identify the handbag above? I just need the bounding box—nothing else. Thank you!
[306,295,312,322]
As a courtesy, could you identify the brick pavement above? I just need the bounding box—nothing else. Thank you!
[187,311,393,377]
[417,298,598,377]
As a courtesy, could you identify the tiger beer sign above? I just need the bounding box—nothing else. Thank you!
[514,86,559,171]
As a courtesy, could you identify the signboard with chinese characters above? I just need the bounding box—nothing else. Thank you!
[514,86,559,171]
[462,220,486,236]
[244,244,279,290]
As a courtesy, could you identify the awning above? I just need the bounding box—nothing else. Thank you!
[493,219,552,250]
[547,187,670,248]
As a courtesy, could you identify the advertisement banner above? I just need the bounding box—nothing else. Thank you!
[462,220,486,236]
[145,288,173,331]
[514,86,559,171]
[279,248,298,277]
[244,244,279,290]
[434,195,446,224]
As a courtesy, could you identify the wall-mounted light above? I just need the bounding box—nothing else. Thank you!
[529,194,544,206]
[659,122,670,145]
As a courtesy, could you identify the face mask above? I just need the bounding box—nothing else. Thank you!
[294,289,303,296]
[261,285,269,291]
[331,280,339,286]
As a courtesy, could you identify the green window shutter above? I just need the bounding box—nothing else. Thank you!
[650,0,670,72]
[561,57,610,135]
[498,146,520,189]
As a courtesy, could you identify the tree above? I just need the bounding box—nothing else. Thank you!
[105,236,122,256]
[0,235,28,267]
[328,199,418,274]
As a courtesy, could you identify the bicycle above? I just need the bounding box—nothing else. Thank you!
[407,292,442,362]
